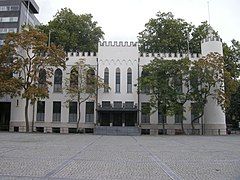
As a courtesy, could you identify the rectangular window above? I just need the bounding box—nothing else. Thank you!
[124,101,134,109]
[53,101,61,122]
[0,28,17,34]
[175,105,183,123]
[85,102,94,122]
[158,110,166,124]
[141,102,150,123]
[113,101,122,108]
[0,5,19,11]
[102,101,111,108]
[69,102,77,122]
[191,103,200,123]
[36,101,45,121]
[0,17,18,22]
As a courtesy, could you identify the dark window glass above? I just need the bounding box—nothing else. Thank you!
[54,69,62,92]
[116,68,120,93]
[85,102,94,122]
[37,101,45,121]
[127,68,132,93]
[104,68,109,92]
[69,102,77,122]
[53,101,61,122]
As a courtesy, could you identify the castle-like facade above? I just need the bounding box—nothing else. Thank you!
[4,34,226,135]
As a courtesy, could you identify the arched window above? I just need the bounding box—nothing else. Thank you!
[38,69,46,88]
[54,68,62,92]
[70,68,78,88]
[104,67,109,92]
[116,68,120,93]
[127,68,132,93]
[86,68,95,92]
[141,70,150,93]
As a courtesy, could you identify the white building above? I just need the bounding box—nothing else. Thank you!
[5,33,226,135]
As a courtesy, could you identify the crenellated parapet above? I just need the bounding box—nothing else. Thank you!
[67,52,97,57]
[201,36,222,44]
[99,41,138,47]
[140,52,201,59]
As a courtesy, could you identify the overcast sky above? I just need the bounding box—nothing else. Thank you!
[35,0,239,44]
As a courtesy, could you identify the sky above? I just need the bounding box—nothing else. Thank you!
[35,0,240,45]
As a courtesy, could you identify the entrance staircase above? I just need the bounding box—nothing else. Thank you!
[94,126,140,136]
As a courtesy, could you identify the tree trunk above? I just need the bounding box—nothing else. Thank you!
[31,101,35,132]
[181,119,185,134]
[77,102,81,132]
[162,120,166,134]
[191,111,204,135]
[25,98,30,132]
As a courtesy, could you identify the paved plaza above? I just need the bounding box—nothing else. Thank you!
[0,133,239,180]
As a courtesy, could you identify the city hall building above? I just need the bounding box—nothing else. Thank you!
[1,32,226,135]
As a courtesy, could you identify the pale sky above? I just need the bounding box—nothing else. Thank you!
[35,0,240,45]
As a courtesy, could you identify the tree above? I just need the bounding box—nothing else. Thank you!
[38,8,104,52]
[224,40,240,128]
[138,12,217,54]
[138,12,192,53]
[65,58,106,132]
[0,27,66,132]
[189,53,226,131]
[139,58,191,133]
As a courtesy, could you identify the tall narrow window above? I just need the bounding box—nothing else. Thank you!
[36,101,45,121]
[141,102,150,123]
[85,102,94,122]
[141,70,150,93]
[175,104,183,124]
[69,102,77,122]
[86,68,95,93]
[116,68,120,93]
[191,103,200,123]
[173,75,183,93]
[104,68,109,92]
[127,68,132,93]
[53,101,61,122]
[70,68,78,88]
[158,107,166,124]
[38,69,46,88]
[54,69,62,92]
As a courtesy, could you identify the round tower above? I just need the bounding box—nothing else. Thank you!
[200,29,226,135]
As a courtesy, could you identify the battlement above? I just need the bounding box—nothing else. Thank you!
[67,52,97,57]
[99,41,138,47]
[140,52,201,59]
[201,36,222,44]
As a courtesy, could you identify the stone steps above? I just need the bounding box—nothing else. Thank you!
[94,126,140,136]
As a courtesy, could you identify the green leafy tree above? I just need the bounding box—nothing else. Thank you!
[138,12,192,53]
[65,58,106,132]
[224,40,240,128]
[38,8,104,52]
[138,12,218,54]
[0,27,66,132]
[139,58,191,133]
[189,53,226,131]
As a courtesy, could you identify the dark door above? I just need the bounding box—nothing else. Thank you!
[0,102,11,131]
[100,112,110,126]
[125,112,136,126]
[113,112,122,126]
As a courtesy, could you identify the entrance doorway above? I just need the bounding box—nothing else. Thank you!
[0,102,11,131]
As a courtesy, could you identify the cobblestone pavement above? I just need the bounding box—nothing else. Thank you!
[0,133,239,180]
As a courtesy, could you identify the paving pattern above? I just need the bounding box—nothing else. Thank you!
[0,133,239,180]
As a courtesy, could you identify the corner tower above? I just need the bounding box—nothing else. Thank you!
[200,29,226,135]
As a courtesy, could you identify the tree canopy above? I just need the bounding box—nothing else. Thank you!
[138,12,216,54]
[0,27,66,132]
[38,8,104,52]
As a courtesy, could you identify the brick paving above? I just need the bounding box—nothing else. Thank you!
[0,133,239,180]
